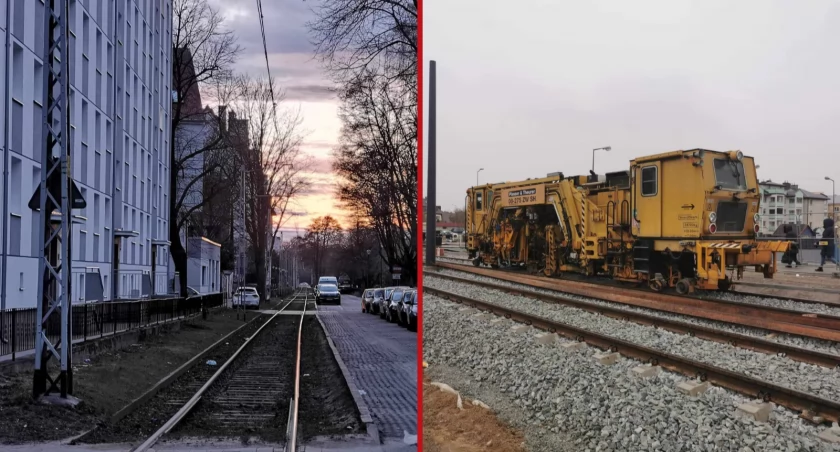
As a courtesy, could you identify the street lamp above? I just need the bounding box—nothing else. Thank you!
[827,177,836,221]
[592,146,611,173]
[476,168,484,186]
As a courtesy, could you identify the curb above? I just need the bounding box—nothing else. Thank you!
[314,311,380,444]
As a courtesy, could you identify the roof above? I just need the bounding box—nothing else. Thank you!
[173,47,205,118]
[800,188,829,200]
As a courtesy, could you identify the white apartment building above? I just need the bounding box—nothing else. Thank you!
[0,0,173,309]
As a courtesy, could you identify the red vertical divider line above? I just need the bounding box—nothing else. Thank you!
[416,0,424,448]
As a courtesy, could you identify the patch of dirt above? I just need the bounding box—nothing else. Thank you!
[298,315,364,440]
[422,378,525,452]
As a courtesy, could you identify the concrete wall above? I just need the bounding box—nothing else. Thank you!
[186,236,221,294]
[0,0,173,309]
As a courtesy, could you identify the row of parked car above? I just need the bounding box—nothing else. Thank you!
[361,286,417,332]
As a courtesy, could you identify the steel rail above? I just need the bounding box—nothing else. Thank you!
[425,271,840,368]
[425,286,840,423]
[288,294,307,452]
[433,262,840,342]
[435,257,840,308]
[132,291,305,452]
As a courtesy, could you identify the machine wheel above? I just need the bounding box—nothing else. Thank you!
[718,277,732,292]
[473,257,481,267]
[675,279,692,295]
[648,280,663,292]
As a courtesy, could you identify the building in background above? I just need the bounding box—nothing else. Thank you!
[800,189,830,228]
[0,0,173,309]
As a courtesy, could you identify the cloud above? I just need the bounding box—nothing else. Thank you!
[425,0,840,209]
[284,84,337,102]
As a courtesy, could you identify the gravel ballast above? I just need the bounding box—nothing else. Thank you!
[430,267,840,357]
[425,275,840,404]
[422,293,840,452]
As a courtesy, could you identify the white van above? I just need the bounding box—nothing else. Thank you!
[316,276,338,296]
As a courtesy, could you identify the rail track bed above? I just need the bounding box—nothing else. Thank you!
[166,313,301,441]
[77,292,364,450]
[422,291,840,451]
[76,310,279,445]
[432,261,840,342]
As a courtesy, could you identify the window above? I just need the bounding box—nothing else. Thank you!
[13,0,24,40]
[641,166,657,196]
[79,231,87,261]
[9,215,22,255]
[475,191,483,211]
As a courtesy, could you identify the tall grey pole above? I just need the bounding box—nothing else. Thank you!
[241,168,246,287]
[425,60,437,266]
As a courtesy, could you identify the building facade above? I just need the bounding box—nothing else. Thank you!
[759,180,830,235]
[0,0,173,309]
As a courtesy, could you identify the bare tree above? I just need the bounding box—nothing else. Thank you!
[308,0,418,286]
[228,75,311,299]
[301,216,344,280]
[332,73,417,285]
[170,0,242,296]
[308,0,417,86]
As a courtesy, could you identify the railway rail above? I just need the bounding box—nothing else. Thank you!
[423,285,840,424]
[436,255,840,307]
[133,290,311,452]
[431,261,840,342]
[425,270,840,368]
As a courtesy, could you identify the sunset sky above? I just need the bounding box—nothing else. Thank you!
[207,0,348,238]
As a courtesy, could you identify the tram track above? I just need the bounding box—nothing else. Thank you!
[423,285,840,424]
[132,291,311,452]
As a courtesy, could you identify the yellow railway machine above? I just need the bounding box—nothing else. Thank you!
[465,149,790,294]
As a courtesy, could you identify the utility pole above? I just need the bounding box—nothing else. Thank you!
[33,0,78,400]
[425,60,437,265]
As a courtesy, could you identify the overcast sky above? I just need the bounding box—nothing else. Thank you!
[423,0,840,211]
[207,0,344,232]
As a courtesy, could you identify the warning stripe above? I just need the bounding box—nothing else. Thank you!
[580,201,586,238]
[708,243,741,249]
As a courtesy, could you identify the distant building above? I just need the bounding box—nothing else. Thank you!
[800,189,830,228]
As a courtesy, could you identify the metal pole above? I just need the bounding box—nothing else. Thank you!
[34,0,74,398]
[241,168,246,287]
[425,60,437,265]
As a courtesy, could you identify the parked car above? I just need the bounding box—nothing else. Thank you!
[186,286,200,297]
[378,287,397,319]
[298,282,311,289]
[369,288,386,314]
[361,289,374,313]
[315,283,341,305]
[384,287,411,323]
[396,289,414,327]
[338,279,354,294]
[233,287,260,309]
[399,289,417,331]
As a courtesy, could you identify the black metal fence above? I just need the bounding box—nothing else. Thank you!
[0,293,224,362]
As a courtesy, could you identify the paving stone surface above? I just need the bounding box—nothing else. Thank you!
[318,295,418,439]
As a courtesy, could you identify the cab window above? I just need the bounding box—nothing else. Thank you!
[476,191,484,210]
[641,166,657,196]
